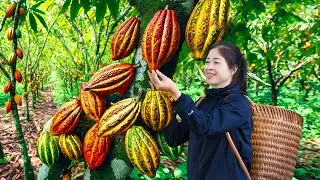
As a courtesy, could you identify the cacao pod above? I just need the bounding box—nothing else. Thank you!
[5,101,12,113]
[156,133,183,161]
[80,83,106,122]
[14,94,22,106]
[85,63,136,96]
[15,29,21,38]
[16,48,23,59]
[185,0,231,59]
[51,99,82,135]
[83,124,111,170]
[98,98,140,137]
[59,134,82,162]
[8,52,16,64]
[141,5,180,70]
[141,90,174,131]
[111,17,140,60]
[36,131,60,168]
[4,82,12,94]
[7,27,15,40]
[5,4,16,18]
[15,70,22,83]
[19,8,25,16]
[125,125,160,178]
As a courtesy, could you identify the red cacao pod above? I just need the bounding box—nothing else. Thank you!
[19,8,25,16]
[84,63,136,96]
[83,124,111,170]
[4,82,12,94]
[141,5,180,70]
[5,4,16,18]
[15,70,22,83]
[14,94,22,106]
[111,17,140,60]
[5,101,12,113]
[16,48,23,59]
[51,99,82,135]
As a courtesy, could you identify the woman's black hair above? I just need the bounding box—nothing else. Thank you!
[207,41,248,93]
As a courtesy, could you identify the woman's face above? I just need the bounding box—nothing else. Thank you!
[204,48,236,88]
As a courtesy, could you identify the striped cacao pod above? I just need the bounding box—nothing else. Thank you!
[8,52,16,64]
[51,98,82,135]
[15,70,22,83]
[5,4,16,18]
[5,101,12,113]
[80,83,106,122]
[7,27,15,40]
[59,134,82,162]
[4,82,12,93]
[185,0,231,59]
[36,131,60,168]
[98,98,140,137]
[84,63,136,96]
[141,90,174,131]
[141,5,180,70]
[125,125,160,178]
[83,124,111,170]
[111,17,140,60]
[16,48,23,59]
[156,133,183,161]
[14,94,22,106]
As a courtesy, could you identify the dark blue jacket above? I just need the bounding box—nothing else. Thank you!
[163,84,253,180]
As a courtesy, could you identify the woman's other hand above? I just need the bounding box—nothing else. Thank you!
[148,70,181,100]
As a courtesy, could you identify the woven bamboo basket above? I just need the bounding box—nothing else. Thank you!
[250,103,304,180]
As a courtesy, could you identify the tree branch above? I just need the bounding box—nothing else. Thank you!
[247,72,272,87]
[0,54,10,80]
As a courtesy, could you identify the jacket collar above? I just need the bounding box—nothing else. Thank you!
[205,83,242,99]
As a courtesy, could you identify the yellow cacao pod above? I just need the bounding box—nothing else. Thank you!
[141,90,174,131]
[59,134,82,162]
[7,27,15,41]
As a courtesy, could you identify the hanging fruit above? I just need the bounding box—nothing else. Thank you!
[36,131,60,168]
[15,70,22,83]
[5,3,16,18]
[59,134,82,162]
[16,48,23,59]
[141,5,180,70]
[185,0,231,59]
[14,94,22,106]
[111,17,140,60]
[8,52,16,64]
[19,8,25,16]
[5,101,12,113]
[4,82,12,93]
[15,29,22,38]
[7,27,15,40]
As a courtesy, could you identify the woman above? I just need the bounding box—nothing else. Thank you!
[148,42,253,180]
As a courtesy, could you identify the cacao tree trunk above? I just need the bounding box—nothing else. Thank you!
[0,141,4,159]
[32,92,36,109]
[24,79,31,121]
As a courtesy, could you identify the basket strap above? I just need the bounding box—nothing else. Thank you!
[195,95,252,180]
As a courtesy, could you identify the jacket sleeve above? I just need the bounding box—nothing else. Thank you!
[162,113,189,147]
[174,93,251,136]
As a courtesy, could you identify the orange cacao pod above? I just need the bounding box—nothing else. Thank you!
[85,63,136,96]
[16,48,23,59]
[141,5,180,70]
[5,101,12,113]
[15,70,22,83]
[51,99,82,135]
[7,27,15,40]
[80,83,106,122]
[111,17,140,60]
[4,82,12,94]
[19,8,25,16]
[83,124,111,170]
[14,94,22,106]
[5,4,16,18]
[8,52,16,64]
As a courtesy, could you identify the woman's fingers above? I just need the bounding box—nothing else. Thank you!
[155,70,168,80]
[148,81,155,89]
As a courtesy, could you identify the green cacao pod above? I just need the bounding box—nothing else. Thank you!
[15,29,22,38]
[59,134,82,162]
[156,133,183,161]
[37,131,60,168]
[125,125,160,178]
[83,124,112,170]
[141,90,174,131]
[98,98,140,137]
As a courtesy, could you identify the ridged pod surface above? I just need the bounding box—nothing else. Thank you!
[37,131,60,168]
[111,17,140,60]
[5,4,16,18]
[156,133,183,161]
[7,27,15,41]
[4,82,12,93]
[85,63,135,96]
[141,6,180,70]
[80,83,106,122]
[51,99,82,135]
[5,101,12,113]
[98,98,140,137]
[141,90,173,131]
[14,94,22,106]
[125,125,160,178]
[83,124,112,170]
[185,0,231,59]
[15,70,22,83]
[59,134,82,162]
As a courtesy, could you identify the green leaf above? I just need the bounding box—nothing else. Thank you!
[31,1,44,9]
[34,13,48,30]
[96,0,108,23]
[32,8,45,15]
[70,0,81,20]
[62,0,71,13]
[28,13,38,33]
[262,25,272,41]
[106,0,119,20]
[80,0,91,13]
